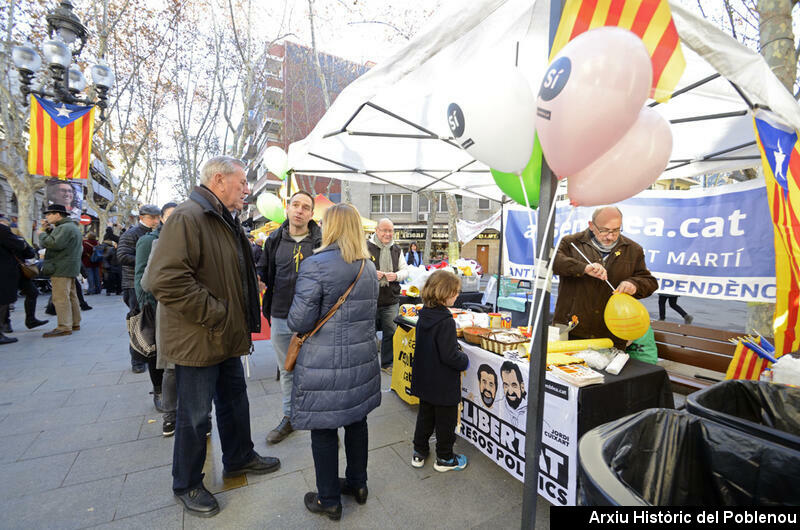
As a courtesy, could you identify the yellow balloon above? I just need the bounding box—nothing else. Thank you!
[604,293,650,341]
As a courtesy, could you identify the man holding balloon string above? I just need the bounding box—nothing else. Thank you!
[552,206,657,350]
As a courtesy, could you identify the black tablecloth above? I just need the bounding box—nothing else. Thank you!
[398,292,484,308]
[577,358,675,436]
[393,316,674,435]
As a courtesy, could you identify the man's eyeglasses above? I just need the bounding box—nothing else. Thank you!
[596,227,621,235]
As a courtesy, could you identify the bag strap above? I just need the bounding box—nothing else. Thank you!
[301,259,365,342]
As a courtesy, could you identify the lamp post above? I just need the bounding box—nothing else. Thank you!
[10,0,114,120]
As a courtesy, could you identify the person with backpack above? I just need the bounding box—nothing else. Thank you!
[97,239,121,295]
[82,233,102,295]
[136,202,178,430]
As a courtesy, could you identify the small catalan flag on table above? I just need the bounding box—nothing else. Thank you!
[27,95,96,180]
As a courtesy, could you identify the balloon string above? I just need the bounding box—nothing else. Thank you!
[517,172,546,335]
[527,204,574,355]
[569,242,615,291]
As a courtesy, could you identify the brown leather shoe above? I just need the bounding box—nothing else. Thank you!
[42,329,72,338]
[72,325,80,331]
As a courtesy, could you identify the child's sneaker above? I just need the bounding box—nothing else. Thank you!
[411,451,426,468]
[434,453,467,472]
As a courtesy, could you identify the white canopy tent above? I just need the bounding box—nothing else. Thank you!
[285,1,800,518]
[287,0,800,201]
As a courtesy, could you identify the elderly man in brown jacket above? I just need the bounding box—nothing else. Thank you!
[553,206,657,350]
[146,156,280,518]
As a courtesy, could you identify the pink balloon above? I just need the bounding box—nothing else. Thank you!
[535,27,652,178]
[567,107,673,206]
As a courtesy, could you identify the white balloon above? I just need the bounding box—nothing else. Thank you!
[262,146,289,177]
[567,107,673,206]
[445,66,536,174]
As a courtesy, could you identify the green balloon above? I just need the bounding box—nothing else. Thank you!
[268,205,286,223]
[256,193,286,223]
[490,134,542,208]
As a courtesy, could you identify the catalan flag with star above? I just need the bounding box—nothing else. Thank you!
[550,0,686,102]
[752,109,800,356]
[27,95,96,180]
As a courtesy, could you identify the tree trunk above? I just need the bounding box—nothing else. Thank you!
[97,210,110,239]
[446,193,459,263]
[13,183,36,244]
[750,0,798,336]
[423,191,436,263]
[307,0,351,203]
[757,0,797,92]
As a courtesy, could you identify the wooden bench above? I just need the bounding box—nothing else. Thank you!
[651,321,741,393]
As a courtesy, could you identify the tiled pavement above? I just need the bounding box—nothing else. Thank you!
[0,294,548,529]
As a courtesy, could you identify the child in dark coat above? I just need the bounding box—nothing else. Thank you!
[410,270,469,472]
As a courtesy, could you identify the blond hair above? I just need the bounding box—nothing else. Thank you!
[422,270,461,308]
[316,203,369,263]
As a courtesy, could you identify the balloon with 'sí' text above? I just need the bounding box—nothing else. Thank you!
[535,27,652,178]
[446,66,537,174]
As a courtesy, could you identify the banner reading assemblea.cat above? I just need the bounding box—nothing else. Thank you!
[503,179,776,302]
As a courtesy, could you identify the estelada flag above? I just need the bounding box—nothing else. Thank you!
[725,338,771,381]
[752,110,800,355]
[28,95,96,180]
[550,0,686,102]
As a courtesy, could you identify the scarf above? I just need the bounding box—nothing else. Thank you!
[589,233,618,259]
[371,232,393,287]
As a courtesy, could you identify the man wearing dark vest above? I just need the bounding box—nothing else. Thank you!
[367,218,409,371]
[257,190,321,444]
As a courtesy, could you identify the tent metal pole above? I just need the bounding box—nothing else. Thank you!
[346,131,446,139]
[669,109,748,124]
[291,168,489,173]
[522,1,563,527]
[665,140,758,172]
[496,198,505,312]
[323,100,463,149]
[728,81,755,109]
[416,160,478,192]
[669,155,761,163]
[306,152,418,192]
[648,73,720,107]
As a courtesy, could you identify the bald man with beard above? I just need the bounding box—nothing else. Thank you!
[553,206,657,349]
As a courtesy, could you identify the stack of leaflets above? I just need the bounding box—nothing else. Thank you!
[550,364,605,387]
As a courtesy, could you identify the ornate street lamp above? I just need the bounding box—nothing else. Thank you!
[10,1,114,119]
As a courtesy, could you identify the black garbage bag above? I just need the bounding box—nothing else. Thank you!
[579,408,800,506]
[687,380,800,451]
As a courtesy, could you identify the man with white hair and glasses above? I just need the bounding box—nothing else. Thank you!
[146,156,280,517]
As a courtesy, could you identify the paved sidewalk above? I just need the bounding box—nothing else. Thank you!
[0,295,547,529]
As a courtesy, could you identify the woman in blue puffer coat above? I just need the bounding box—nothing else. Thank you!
[288,203,380,521]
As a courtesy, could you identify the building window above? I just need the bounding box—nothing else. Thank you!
[478,198,491,210]
[436,194,462,212]
[371,194,383,213]
[419,193,462,213]
[389,194,411,213]
[419,194,429,213]
[373,193,411,213]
